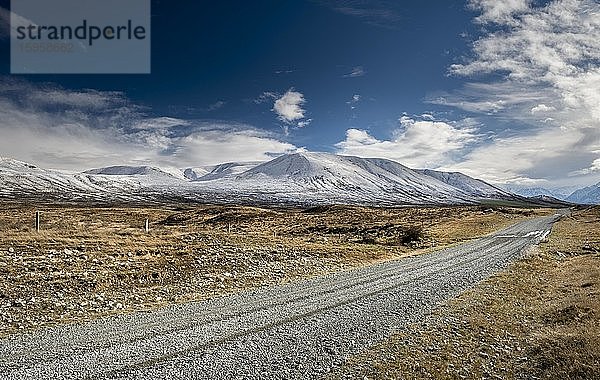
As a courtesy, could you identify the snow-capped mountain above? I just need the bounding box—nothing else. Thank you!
[417,169,512,198]
[196,161,263,181]
[499,185,578,201]
[230,152,474,204]
[183,167,210,181]
[0,157,140,201]
[0,153,529,206]
[567,182,600,204]
[182,162,263,181]
[85,165,176,177]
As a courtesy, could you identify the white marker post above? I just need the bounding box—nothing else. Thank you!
[145,218,149,233]
[35,211,40,232]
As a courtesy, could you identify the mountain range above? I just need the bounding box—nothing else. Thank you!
[0,152,589,206]
[501,184,599,205]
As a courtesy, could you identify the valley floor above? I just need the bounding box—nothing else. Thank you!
[0,203,548,337]
[331,206,600,379]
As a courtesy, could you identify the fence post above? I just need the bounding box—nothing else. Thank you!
[145,218,149,233]
[35,211,40,232]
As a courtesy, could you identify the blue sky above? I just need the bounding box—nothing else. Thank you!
[0,0,599,188]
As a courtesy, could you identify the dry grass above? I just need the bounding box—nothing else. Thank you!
[331,206,600,380]
[0,202,550,337]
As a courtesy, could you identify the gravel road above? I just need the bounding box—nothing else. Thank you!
[0,211,566,380]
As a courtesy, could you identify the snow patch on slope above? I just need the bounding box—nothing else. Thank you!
[418,169,511,198]
[196,161,264,181]
[85,166,173,177]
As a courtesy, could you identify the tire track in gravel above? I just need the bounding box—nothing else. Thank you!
[0,231,508,363]
[0,234,511,365]
[92,239,520,379]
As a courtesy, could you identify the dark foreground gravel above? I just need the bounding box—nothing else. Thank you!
[0,211,567,380]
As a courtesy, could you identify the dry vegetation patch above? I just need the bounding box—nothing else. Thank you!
[331,206,600,380]
[0,203,549,337]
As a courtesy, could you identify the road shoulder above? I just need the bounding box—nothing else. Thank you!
[330,206,600,379]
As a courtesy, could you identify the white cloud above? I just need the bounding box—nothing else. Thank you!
[0,80,297,170]
[0,78,129,110]
[530,104,555,114]
[343,66,365,78]
[441,0,600,185]
[132,117,189,130]
[468,0,531,25]
[33,89,127,109]
[207,100,226,111]
[429,82,554,115]
[320,1,402,29]
[335,115,479,168]
[443,127,586,184]
[174,129,297,166]
[347,94,361,109]
[570,158,600,176]
[254,91,278,104]
[451,1,600,109]
[297,119,312,128]
[272,89,307,124]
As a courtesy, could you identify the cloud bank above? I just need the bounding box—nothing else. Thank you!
[437,0,600,185]
[336,115,479,169]
[0,78,297,171]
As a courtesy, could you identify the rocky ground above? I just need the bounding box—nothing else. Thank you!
[0,203,548,337]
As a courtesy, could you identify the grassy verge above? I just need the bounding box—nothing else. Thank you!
[330,206,600,380]
[0,203,550,337]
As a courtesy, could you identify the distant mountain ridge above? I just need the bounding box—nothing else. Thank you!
[500,183,599,205]
[567,182,600,204]
[0,153,573,206]
[500,185,576,201]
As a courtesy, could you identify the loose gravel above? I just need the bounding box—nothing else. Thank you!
[0,211,566,380]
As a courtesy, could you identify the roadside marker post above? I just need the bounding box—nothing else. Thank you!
[145,218,149,233]
[35,211,40,232]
